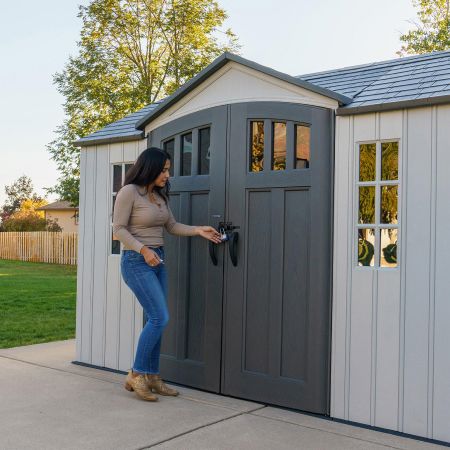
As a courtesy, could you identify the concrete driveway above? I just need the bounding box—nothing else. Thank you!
[0,340,446,450]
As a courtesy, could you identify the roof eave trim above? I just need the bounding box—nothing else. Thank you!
[73,132,145,147]
[135,53,352,130]
[337,95,450,115]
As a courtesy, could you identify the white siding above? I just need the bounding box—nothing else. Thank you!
[332,106,450,442]
[433,105,450,442]
[76,139,145,372]
[90,148,109,366]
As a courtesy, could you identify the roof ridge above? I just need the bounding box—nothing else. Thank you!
[298,50,450,79]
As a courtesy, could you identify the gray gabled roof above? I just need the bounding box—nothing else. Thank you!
[76,50,450,146]
[299,50,450,115]
[74,102,161,147]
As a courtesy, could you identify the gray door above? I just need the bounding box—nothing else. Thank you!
[150,106,227,392]
[151,102,333,413]
[222,103,333,414]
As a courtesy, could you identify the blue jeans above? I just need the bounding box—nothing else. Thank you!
[120,247,168,374]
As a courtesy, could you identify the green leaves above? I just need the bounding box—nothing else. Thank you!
[48,0,240,206]
[399,0,450,55]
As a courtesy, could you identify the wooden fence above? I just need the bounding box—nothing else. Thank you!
[0,232,78,265]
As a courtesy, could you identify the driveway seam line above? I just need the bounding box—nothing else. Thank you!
[137,406,267,450]
[0,354,264,413]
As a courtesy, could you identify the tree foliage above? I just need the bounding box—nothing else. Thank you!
[399,0,450,55]
[1,176,43,223]
[48,0,239,206]
[2,214,62,232]
[0,177,62,231]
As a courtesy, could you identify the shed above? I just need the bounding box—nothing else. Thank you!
[74,51,450,445]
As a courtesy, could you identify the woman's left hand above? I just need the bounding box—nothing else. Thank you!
[196,226,222,244]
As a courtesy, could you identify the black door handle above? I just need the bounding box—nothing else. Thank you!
[228,231,239,266]
[209,240,218,265]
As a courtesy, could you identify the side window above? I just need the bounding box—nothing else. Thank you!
[162,125,211,177]
[249,120,311,172]
[111,162,134,255]
[357,141,399,268]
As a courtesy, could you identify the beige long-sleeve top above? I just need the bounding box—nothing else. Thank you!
[112,184,197,253]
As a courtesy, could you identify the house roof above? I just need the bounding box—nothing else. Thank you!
[76,50,450,147]
[299,50,450,115]
[36,200,78,211]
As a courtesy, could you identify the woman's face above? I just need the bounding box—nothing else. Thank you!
[154,159,171,188]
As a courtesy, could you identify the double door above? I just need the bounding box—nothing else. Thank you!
[149,102,332,414]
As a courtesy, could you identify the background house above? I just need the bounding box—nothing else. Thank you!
[37,200,79,232]
[74,51,450,445]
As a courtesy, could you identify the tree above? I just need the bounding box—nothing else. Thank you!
[0,198,62,232]
[47,0,239,206]
[0,175,44,223]
[399,0,450,55]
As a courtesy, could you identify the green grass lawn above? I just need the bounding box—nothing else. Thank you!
[0,259,77,349]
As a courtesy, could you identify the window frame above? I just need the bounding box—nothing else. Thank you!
[248,119,312,172]
[162,124,212,177]
[355,139,401,269]
[110,161,134,256]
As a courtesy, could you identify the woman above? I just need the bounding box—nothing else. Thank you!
[113,147,222,401]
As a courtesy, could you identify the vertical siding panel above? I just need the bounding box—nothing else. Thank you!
[331,116,351,419]
[80,148,97,363]
[348,113,376,424]
[138,137,147,155]
[427,107,437,439]
[433,105,450,442]
[105,143,123,369]
[379,111,402,142]
[118,280,135,371]
[375,271,400,428]
[105,257,121,369]
[403,108,432,437]
[75,149,88,361]
[91,146,109,366]
[398,109,409,432]
[349,271,374,423]
[123,140,137,163]
[109,142,123,163]
[374,110,403,429]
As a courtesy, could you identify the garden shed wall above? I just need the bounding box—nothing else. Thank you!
[332,106,450,442]
[75,140,146,371]
[74,51,450,445]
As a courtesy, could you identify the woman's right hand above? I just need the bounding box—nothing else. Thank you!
[140,247,161,267]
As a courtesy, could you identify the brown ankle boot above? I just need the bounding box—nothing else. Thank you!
[145,374,179,396]
[124,371,158,401]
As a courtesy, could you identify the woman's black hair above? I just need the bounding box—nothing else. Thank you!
[123,147,171,203]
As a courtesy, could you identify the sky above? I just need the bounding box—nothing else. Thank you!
[0,0,418,206]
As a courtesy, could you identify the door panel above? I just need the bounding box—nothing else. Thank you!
[149,106,227,392]
[149,102,333,412]
[223,102,333,413]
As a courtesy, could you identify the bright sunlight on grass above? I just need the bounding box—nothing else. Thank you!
[0,259,77,348]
